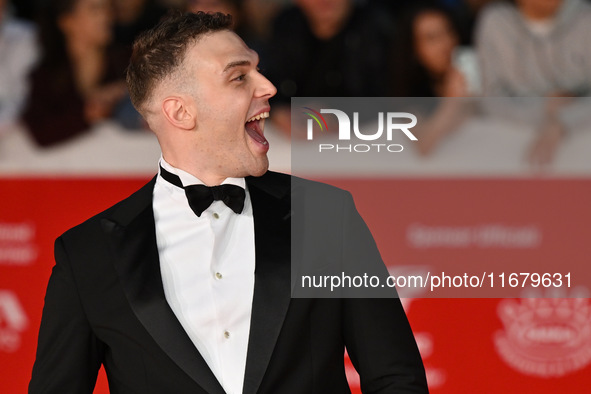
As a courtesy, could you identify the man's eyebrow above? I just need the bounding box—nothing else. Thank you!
[223,60,251,73]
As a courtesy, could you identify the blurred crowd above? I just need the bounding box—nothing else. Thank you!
[1,0,590,166]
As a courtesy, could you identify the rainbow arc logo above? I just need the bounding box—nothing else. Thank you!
[302,107,328,133]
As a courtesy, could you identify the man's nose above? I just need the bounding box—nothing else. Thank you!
[255,73,277,99]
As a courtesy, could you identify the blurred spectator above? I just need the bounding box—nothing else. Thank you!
[392,3,469,97]
[476,0,591,166]
[476,0,591,97]
[22,0,129,147]
[391,3,475,156]
[266,0,395,134]
[372,0,496,45]
[269,0,394,100]
[0,0,39,131]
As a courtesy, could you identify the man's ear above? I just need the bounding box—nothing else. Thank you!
[161,96,196,130]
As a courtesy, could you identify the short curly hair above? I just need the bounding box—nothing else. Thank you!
[126,11,233,114]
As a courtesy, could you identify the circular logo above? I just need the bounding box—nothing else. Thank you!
[494,296,591,377]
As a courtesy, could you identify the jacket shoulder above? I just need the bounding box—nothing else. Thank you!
[59,176,156,243]
[250,170,352,200]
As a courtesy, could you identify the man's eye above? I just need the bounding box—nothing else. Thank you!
[233,74,246,82]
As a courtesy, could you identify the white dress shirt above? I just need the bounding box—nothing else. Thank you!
[153,158,256,394]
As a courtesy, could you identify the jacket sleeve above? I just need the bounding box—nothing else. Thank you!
[339,192,428,393]
[29,236,104,394]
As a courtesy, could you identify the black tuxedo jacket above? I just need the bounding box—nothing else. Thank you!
[30,171,427,393]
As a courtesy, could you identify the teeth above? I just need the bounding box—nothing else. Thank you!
[246,111,269,123]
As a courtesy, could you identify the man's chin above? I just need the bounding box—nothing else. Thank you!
[248,159,269,177]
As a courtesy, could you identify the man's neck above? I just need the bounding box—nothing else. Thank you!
[160,156,243,187]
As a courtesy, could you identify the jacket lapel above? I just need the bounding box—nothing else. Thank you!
[242,172,293,394]
[101,177,225,394]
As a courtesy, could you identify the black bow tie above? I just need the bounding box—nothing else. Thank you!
[159,166,245,217]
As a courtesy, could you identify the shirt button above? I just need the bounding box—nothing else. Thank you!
[212,212,220,219]
[215,272,223,280]
[224,330,230,339]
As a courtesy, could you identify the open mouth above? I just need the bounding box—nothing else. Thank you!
[245,111,270,148]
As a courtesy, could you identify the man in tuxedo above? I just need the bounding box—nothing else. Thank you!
[30,11,427,394]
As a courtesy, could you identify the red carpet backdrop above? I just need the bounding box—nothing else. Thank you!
[1,176,590,392]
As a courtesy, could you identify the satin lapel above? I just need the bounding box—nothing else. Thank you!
[101,177,225,394]
[242,173,292,394]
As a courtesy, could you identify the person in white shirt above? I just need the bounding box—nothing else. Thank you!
[0,0,38,131]
[475,0,591,167]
